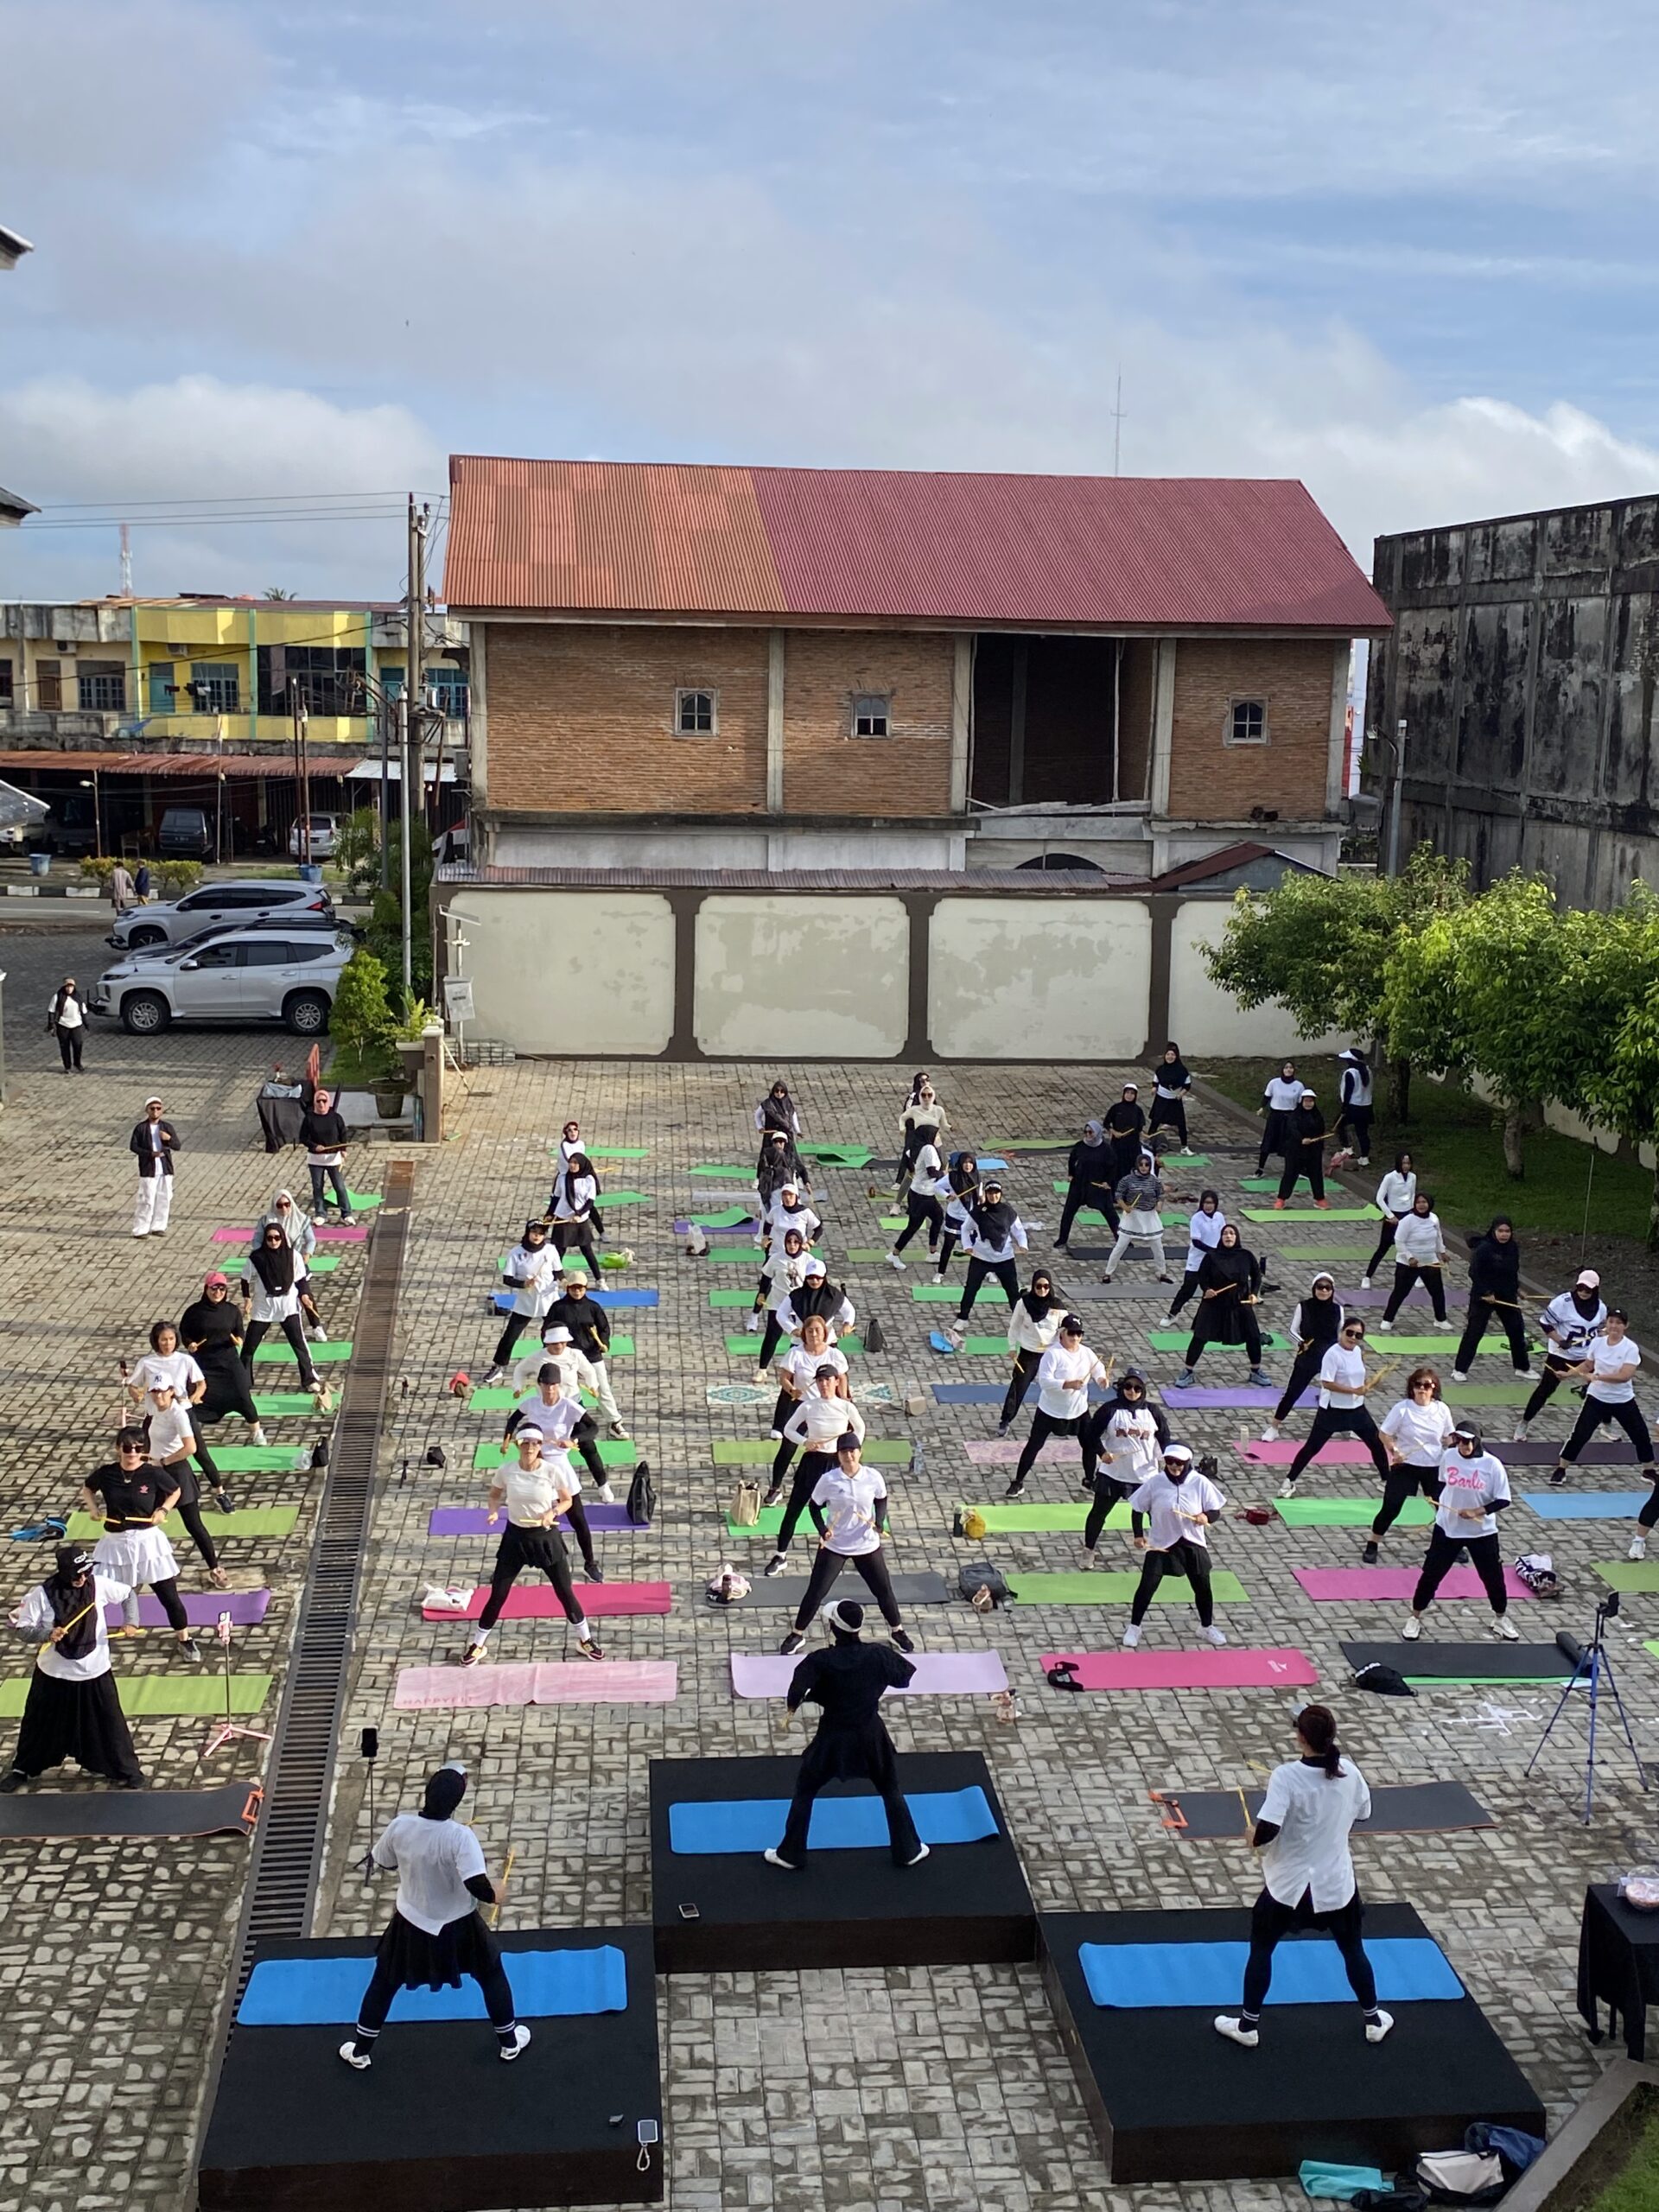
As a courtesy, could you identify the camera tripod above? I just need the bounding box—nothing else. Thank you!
[1524,1592,1649,1824]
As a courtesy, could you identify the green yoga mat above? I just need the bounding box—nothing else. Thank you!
[714,1440,910,1465]
[470,1387,601,1412]
[302,1254,340,1274]
[913,1283,1009,1305]
[252,1339,351,1363]
[471,1439,633,1470]
[727,1333,862,1357]
[251,1392,325,1417]
[1277,1244,1370,1262]
[339,1190,382,1211]
[194,1446,306,1473]
[878,1217,909,1231]
[1596,1562,1659,1592]
[1243,1206,1381,1222]
[797,1144,873,1167]
[1275,1497,1434,1528]
[690,1164,755,1179]
[1147,1329,1289,1352]
[1005,1570,1249,1605]
[0,1674,274,1719]
[592,1190,652,1206]
[693,1207,756,1229]
[1240,1177,1282,1192]
[1370,1335,1525,1357]
[847,1249,893,1264]
[589,1147,650,1160]
[1442,1382,1531,1405]
[957,1502,1131,1533]
[67,1508,298,1541]
[710,1288,764,1308]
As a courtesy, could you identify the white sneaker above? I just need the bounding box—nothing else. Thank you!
[888,1252,905,1271]
[308,1324,328,1344]
[594,1483,614,1502]
[904,1842,931,1868]
[1402,1615,1421,1640]
[338,2040,372,2070]
[1213,2015,1258,2050]
[1376,1319,1394,1332]
[931,1272,945,1287]
[1433,1317,1454,1332]
[1359,1276,1371,1290]
[249,1426,269,1448]
[1121,1623,1141,1648]
[498,2024,531,2063]
[1516,1369,1539,1381]
[1451,1370,1469,1384]
[1258,1423,1279,1443]
[1629,1535,1648,1561]
[763,1847,801,1870]
[607,1422,631,1440]
[1511,1421,1530,1442]
[1491,1615,1520,1642]
[1276,1478,1297,1500]
[1364,2010,1395,2044]
[1201,1625,1227,1646]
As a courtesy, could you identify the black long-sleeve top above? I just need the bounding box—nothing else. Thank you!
[1467,1232,1522,1306]
[785,1640,916,1723]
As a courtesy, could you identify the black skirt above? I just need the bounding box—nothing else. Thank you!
[798,1715,900,1789]
[374,1906,501,1992]
[14,1668,144,1786]
[195,1348,258,1424]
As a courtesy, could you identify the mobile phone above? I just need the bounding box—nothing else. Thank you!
[637,2121,660,2145]
[677,1903,700,1921]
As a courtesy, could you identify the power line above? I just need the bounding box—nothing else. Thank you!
[37,490,448,511]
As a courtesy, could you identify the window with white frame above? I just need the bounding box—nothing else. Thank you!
[850,691,891,738]
[675,687,716,735]
[1224,696,1268,746]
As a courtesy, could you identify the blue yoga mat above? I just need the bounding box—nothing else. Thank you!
[1522,1491,1649,1520]
[238,1944,628,2025]
[589,1287,658,1308]
[1079,1936,1463,2010]
[669,1785,999,1855]
[931,1383,1005,1405]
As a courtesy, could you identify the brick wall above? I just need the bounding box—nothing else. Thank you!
[781,630,955,814]
[1166,638,1336,820]
[485,623,771,813]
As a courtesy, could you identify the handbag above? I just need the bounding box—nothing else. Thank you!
[730,1478,761,1527]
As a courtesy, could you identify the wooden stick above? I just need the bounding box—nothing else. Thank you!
[1237,1787,1255,1840]
[488,1846,517,1929]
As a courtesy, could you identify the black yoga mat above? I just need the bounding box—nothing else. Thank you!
[0,1780,262,1840]
[713,1571,950,1610]
[1153,1779,1495,1840]
[1341,1637,1581,1683]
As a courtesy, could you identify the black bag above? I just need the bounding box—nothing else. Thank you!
[1046,1659,1084,1691]
[958,1561,1008,1609]
[1351,1661,1415,1698]
[864,1315,887,1353]
[626,1459,655,1526]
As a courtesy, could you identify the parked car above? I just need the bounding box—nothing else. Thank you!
[288,812,339,861]
[158,806,215,860]
[107,878,334,951]
[91,927,353,1035]
[123,913,359,962]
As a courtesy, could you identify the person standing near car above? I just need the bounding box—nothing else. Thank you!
[47,977,86,1072]
[129,1097,179,1238]
[298,1085,352,1220]
[108,861,135,915]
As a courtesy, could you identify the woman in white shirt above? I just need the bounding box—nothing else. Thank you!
[1550,1312,1659,1507]
[933,1153,982,1285]
[1279,1318,1392,1498]
[896,1075,948,1196]
[460,1427,602,1666]
[777,1435,914,1656]
[546,1150,603,1280]
[1368,1367,1455,1562]
[239,1224,324,1393]
[1214,1705,1389,2050]
[482,1220,563,1383]
[2,1545,144,1791]
[1083,1370,1166,1554]
[1378,1192,1452,1329]
[763,1371,868,1563]
[1122,1444,1228,1646]
[999,1270,1062,1433]
[128,1320,234,1516]
[752,1228,811,1377]
[47,977,87,1073]
[1404,1421,1517,1639]
[887,1135,945,1269]
[1361,1153,1416,1287]
[1256,1061,1304,1175]
[1167,1190,1225,1319]
[1007,1315,1109,1498]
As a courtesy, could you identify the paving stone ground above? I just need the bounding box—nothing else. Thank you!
[5,926,1658,2211]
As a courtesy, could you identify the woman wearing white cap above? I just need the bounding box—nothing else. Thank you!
[506,1339,615,1512]
[129,1096,179,1238]
[1271,1090,1332,1208]
[778,1434,915,1657]
[778,1257,855,1345]
[543,1271,627,1438]
[760,1180,822,1260]
[1402,1422,1518,1640]
[1515,1270,1609,1440]
[1121,1444,1228,1647]
[500,1370,605,1580]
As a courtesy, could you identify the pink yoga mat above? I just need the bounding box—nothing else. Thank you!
[422,1580,671,1621]
[212,1224,368,1244]
[730,1650,1009,1698]
[964,1438,1081,1465]
[1039,1646,1319,1689]
[1236,1440,1374,1466]
[394,1660,677,1709]
[1294,1566,1533,1601]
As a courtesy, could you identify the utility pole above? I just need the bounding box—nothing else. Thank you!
[289,678,311,867]
[401,497,429,1001]
[1111,372,1125,476]
[119,523,131,597]
[1385,717,1407,878]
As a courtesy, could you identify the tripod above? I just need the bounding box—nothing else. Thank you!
[1524,1593,1649,1824]
[203,1612,273,1759]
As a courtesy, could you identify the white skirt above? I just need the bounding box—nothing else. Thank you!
[1123,1208,1164,1236]
[93,1525,179,1587]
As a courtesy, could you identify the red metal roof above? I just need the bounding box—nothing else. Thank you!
[445,456,1389,632]
[0,751,362,779]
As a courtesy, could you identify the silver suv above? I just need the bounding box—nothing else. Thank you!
[92,927,353,1035]
[108,878,334,951]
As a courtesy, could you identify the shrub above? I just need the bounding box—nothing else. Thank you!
[329,946,397,1078]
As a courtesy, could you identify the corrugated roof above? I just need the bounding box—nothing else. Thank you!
[444,456,1390,632]
[440,863,1198,893]
[0,750,363,779]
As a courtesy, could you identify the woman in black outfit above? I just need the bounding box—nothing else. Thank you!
[1147,1044,1193,1152]
[1451,1217,1533,1380]
[757,1128,809,1205]
[179,1272,266,1443]
[1103,1086,1147,1185]
[1173,1224,1271,1389]
[1055,1120,1120,1250]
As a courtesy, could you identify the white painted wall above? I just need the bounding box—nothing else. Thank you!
[1167,899,1352,1053]
[928,898,1152,1058]
[694,894,910,1057]
[448,891,676,1055]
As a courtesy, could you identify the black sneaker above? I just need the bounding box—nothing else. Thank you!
[583,1564,606,1584]
[1361,1541,1379,1565]
[213,1490,235,1515]
[779,1630,806,1656]
[1004,1479,1027,1500]
[891,1629,915,1654]
[1548,1466,1568,1487]
[0,1769,26,1794]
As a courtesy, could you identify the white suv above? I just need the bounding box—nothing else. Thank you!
[92,927,353,1035]
[108,878,334,952]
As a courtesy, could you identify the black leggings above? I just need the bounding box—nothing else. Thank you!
[958,1255,1019,1322]
[491,1310,540,1370]
[1383,1261,1446,1324]
[1014,1408,1098,1488]
[242,1313,318,1389]
[1084,1476,1146,1548]
[1130,1539,1213,1625]
[754,1309,788,1368]
[1001,1349,1040,1425]
[773,1450,836,1550]
[1413,1525,1507,1614]
[1147,1096,1187,1147]
[1334,1103,1373,1160]
[1183,1313,1262,1370]
[1274,1349,1325,1424]
[478,1524,585,1630]
[1168,1268,1203,1318]
[1558,1397,1657,1474]
[1371,1462,1440,1538]
[1277,1150,1325,1202]
[791,1544,902,1633]
[171,1499,220,1573]
[186,1407,222,1484]
[1522,1356,1580,1425]
[552,1221,602,1276]
[893,1192,943,1253]
[125,1575,188,1631]
[57,1027,84,1071]
[1057,1182,1119,1244]
[935,1228,963,1276]
[1454,1298,1529,1373]
[1287,1406,1389,1484]
[354,1939,516,2045]
[1242,1888,1376,2020]
[1363,1219,1399,1279]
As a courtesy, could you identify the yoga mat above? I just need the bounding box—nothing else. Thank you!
[1294,1565,1534,1601]
[713,1440,910,1465]
[957,1501,1126,1533]
[105,1590,270,1628]
[251,1392,323,1416]
[429,1503,646,1535]
[192,1446,307,1472]
[1155,1781,1494,1839]
[932,1383,1010,1404]
[1523,1492,1651,1520]
[730,1650,1009,1698]
[690,1164,754,1177]
[1240,1440,1373,1466]
[668,1784,998,1854]
[1342,1639,1580,1684]
[1275,1496,1434,1528]
[1044,1647,1318,1690]
[689,1207,755,1229]
[393,1661,678,1709]
[589,1190,652,1205]
[212,1224,367,1244]
[1079,1937,1462,2009]
[1339,1285,1443,1306]
[1163,1387,1315,1410]
[1364,1335,1519,1357]
[1442,1382,1533,1405]
[929,1332,1014,1356]
[588,1287,656,1308]
[1147,1329,1291,1353]
[721,1571,950,1609]
[846,1249,893,1264]
[876,1216,910,1230]
[1595,1560,1659,1592]
[1007,1570,1249,1605]
[797,1143,873,1166]
[422,1581,671,1621]
[1243,1206,1381,1221]
[252,1338,351,1363]
[66,1507,298,1541]
[1239,1177,1282,1192]
[964,1439,1084,1463]
[0,1780,261,1840]
[470,1438,633,1470]
[1278,1244,1372,1262]
[1504,1440,1638,1465]
[673,1217,756,1237]
[238,1946,627,2027]
[711,1287,764,1307]
[985,1136,1071,1149]
[300,1254,340,1273]
[0,1675,274,1719]
[912,1283,1009,1305]
[728,1332,863,1357]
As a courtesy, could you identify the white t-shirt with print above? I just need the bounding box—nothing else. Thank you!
[810,1466,887,1556]
[1258,1755,1371,1911]
[1433,1447,1510,1539]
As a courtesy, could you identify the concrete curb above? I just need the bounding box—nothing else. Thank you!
[1497,2057,1659,2212]
[1,884,102,899]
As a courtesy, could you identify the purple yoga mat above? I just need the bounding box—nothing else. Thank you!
[428,1504,646,1535]
[104,1589,270,1628]
[1294,1565,1534,1601]
[1162,1387,1316,1410]
[965,1438,1080,1464]
[671,1218,756,1238]
[730,1650,1009,1698]
[1039,1646,1319,1689]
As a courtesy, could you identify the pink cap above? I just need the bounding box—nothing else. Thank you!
[203,1270,230,1287]
[1576,1268,1601,1289]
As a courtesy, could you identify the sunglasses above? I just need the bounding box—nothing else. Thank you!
[1341,1327,1364,1338]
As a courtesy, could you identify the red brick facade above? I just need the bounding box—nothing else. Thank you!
[1166,639,1338,821]
[781,630,954,815]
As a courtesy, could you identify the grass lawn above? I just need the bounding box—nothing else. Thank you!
[1589,2107,1659,2212]
[1198,1055,1650,1241]
[323,1040,397,1090]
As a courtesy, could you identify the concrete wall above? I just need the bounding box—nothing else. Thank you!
[694,894,910,1058]
[447,889,677,1055]
[927,898,1150,1058]
[1168,899,1352,1054]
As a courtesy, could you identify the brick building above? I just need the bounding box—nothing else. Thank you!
[444,458,1389,876]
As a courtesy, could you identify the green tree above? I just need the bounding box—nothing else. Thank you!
[332,804,381,895]
[365,836,434,1000]
[1201,847,1470,1118]
[328,944,396,1078]
[1572,883,1659,1245]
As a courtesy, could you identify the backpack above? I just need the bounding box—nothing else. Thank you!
[958,1561,1008,1610]
[704,1562,751,1605]
[957,1504,988,1541]
[626,1459,655,1525]
[730,1478,761,1527]
[1351,1661,1415,1698]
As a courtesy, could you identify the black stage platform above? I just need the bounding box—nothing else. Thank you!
[197,1927,663,2212]
[649,1750,1036,1973]
[1042,1904,1543,2183]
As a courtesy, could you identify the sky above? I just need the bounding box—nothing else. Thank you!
[2,0,1656,604]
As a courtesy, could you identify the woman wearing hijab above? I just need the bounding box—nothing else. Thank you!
[1168,1190,1225,1318]
[1515,1268,1609,1440]
[46,976,87,1072]
[1083,1370,1167,1553]
[1369,1367,1454,1563]
[1147,1043,1194,1153]
[546,1150,604,1280]
[1001,1269,1062,1433]
[896,1076,948,1195]
[255,1189,328,1340]
[1,1545,145,1792]
[1055,1120,1121,1251]
[1099,1152,1174,1284]
[757,1128,810,1210]
[1122,1444,1229,1647]
[1257,1061,1303,1175]
[765,1599,925,1872]
[754,1080,802,1139]
[340,1764,528,2070]
[933,1152,982,1285]
[127,1319,232,1511]
[239,1223,323,1392]
[950,1179,1028,1335]
[1360,1154,1416,1287]
[482,1218,563,1384]
[1272,1090,1331,1207]
[1007,1314,1110,1498]
[81,1427,206,1656]
[1103,1084,1147,1185]
[887,1127,945,1268]
[179,1272,267,1444]
[1452,1217,1535,1381]
[1260,1274,1344,1442]
[1173,1223,1271,1389]
[1378,1192,1452,1329]
[753,1226,811,1378]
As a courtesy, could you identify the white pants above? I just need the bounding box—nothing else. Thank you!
[588,1359,623,1428]
[133,1174,173,1236]
[1103,1227,1166,1274]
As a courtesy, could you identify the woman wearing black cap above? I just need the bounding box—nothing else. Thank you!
[1276,1318,1392,1500]
[1171,1223,1272,1390]
[765,1600,926,1872]
[1122,1444,1228,1647]
[1,1545,145,1790]
[950,1180,1028,1338]
[340,1764,527,2069]
[1007,1315,1110,1499]
[239,1223,325,1394]
[1259,1273,1344,1444]
[1403,1422,1518,1641]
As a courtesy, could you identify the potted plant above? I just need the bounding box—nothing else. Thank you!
[327,949,406,1117]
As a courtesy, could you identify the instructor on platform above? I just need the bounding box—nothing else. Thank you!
[764,1600,929,1872]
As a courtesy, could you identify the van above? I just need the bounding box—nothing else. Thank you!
[159,806,214,860]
